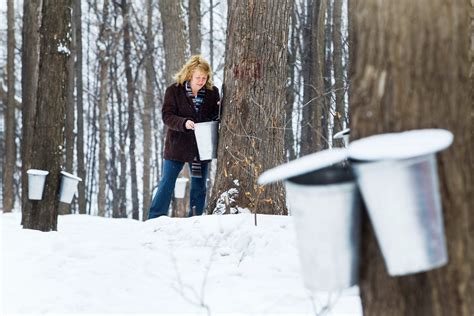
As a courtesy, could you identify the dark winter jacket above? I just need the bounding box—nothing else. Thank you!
[162,83,220,162]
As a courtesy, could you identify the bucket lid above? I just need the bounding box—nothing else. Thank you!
[60,171,82,181]
[348,129,453,161]
[27,169,49,176]
[333,128,350,139]
[258,148,348,185]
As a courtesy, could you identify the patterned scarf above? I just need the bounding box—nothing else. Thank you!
[185,81,206,177]
[185,81,206,113]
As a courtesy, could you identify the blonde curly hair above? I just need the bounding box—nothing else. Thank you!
[174,55,214,90]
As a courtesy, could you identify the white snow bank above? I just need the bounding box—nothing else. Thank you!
[1,212,361,315]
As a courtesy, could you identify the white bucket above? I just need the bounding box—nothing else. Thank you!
[27,169,49,200]
[194,121,219,160]
[259,149,360,291]
[334,128,350,147]
[59,171,82,204]
[285,165,360,291]
[348,129,453,276]
[174,177,188,199]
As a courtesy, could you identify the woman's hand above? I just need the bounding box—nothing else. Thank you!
[185,120,195,130]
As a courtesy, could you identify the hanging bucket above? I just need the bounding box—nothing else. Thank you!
[333,128,350,147]
[27,169,49,200]
[348,129,453,276]
[59,171,82,204]
[194,121,219,160]
[174,177,188,199]
[259,149,360,291]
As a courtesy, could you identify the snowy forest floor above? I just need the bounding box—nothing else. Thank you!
[1,212,362,315]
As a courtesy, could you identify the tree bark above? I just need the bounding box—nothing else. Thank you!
[21,0,42,223]
[159,0,188,85]
[97,0,111,217]
[122,0,140,220]
[300,0,327,155]
[159,0,189,217]
[332,0,345,147]
[351,1,473,315]
[59,1,77,216]
[284,6,297,162]
[75,0,86,214]
[22,0,73,231]
[209,0,291,215]
[142,0,155,220]
[4,0,16,213]
[209,0,214,67]
[188,0,201,55]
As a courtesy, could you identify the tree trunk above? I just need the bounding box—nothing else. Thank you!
[351,1,473,315]
[97,0,111,217]
[75,0,86,214]
[300,0,327,155]
[3,0,16,213]
[322,0,331,145]
[284,6,297,162]
[159,0,188,85]
[209,0,214,67]
[332,0,344,147]
[59,2,77,216]
[159,0,189,217]
[22,0,73,231]
[188,0,201,55]
[142,0,155,220]
[311,0,328,150]
[21,0,42,222]
[122,0,139,220]
[209,0,291,215]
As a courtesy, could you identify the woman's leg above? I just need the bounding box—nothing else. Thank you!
[188,162,209,216]
[148,160,184,219]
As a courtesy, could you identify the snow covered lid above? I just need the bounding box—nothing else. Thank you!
[333,128,350,139]
[60,171,82,181]
[348,129,453,161]
[258,148,348,185]
[27,169,49,176]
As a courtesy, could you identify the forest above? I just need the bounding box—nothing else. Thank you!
[0,0,472,315]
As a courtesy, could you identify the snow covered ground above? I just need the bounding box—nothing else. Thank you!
[1,212,362,315]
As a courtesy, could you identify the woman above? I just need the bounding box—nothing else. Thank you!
[148,55,220,219]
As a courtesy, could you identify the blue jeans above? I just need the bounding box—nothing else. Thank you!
[148,159,209,219]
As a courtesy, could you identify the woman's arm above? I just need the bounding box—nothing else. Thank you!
[162,85,192,132]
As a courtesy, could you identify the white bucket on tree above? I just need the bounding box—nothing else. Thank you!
[348,129,453,276]
[59,171,82,204]
[259,149,360,291]
[27,169,49,200]
[174,177,188,199]
[194,121,219,160]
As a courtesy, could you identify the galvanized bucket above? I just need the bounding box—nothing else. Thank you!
[194,121,218,160]
[259,149,360,291]
[27,169,49,200]
[174,177,188,199]
[59,171,82,204]
[349,129,453,276]
[286,165,360,291]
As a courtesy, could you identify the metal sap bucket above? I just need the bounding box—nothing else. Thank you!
[194,121,218,160]
[174,177,188,199]
[259,149,360,291]
[59,171,82,204]
[27,169,49,200]
[333,128,350,147]
[348,129,453,276]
